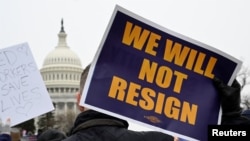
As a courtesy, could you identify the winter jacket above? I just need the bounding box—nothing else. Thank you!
[62,110,174,141]
[0,134,11,141]
[221,111,250,125]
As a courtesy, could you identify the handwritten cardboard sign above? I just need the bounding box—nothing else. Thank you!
[80,5,242,141]
[0,43,54,126]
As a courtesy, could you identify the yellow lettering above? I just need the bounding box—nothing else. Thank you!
[173,71,188,93]
[126,82,140,106]
[164,97,180,120]
[155,66,172,88]
[138,59,157,83]
[122,21,150,50]
[122,21,161,56]
[204,57,217,79]
[155,92,165,114]
[108,76,127,101]
[108,76,198,125]
[193,52,205,75]
[138,59,187,93]
[180,101,198,125]
[145,32,161,56]
[164,39,190,66]
[186,49,197,70]
[139,88,155,110]
[163,38,216,79]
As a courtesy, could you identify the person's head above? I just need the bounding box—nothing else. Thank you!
[76,64,90,112]
[37,129,66,141]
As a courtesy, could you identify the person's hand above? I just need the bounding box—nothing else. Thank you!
[0,119,11,141]
[0,118,11,135]
[213,77,242,117]
[174,136,179,141]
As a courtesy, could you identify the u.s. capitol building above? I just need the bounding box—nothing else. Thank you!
[40,20,83,119]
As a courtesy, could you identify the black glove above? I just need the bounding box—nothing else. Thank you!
[213,77,242,117]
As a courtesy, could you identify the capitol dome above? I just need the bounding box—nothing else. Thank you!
[42,21,82,68]
[43,46,82,67]
[40,19,83,118]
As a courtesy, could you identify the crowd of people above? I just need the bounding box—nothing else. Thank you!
[0,122,40,141]
[1,64,250,141]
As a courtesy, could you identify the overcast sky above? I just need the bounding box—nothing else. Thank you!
[1,0,250,132]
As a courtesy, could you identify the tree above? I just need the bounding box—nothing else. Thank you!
[14,118,36,134]
[37,103,56,130]
[241,95,250,110]
[237,63,250,109]
[237,64,250,88]
[37,111,56,130]
[56,110,77,134]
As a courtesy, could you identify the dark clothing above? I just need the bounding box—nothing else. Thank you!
[37,129,66,141]
[0,134,11,141]
[213,78,250,125]
[221,110,250,125]
[222,115,250,125]
[62,110,174,141]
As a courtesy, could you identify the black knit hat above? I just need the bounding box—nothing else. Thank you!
[37,129,66,141]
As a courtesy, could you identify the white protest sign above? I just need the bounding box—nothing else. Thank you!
[0,43,54,126]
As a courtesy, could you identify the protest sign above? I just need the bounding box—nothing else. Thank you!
[80,5,242,141]
[0,43,54,126]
